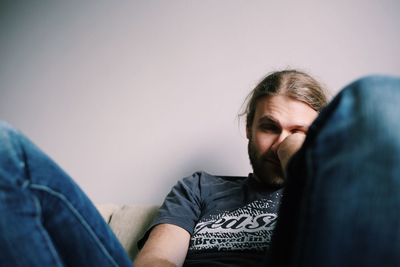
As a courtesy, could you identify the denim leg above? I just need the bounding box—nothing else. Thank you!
[268,75,400,267]
[0,122,133,267]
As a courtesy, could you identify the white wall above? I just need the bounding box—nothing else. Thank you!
[1,0,399,204]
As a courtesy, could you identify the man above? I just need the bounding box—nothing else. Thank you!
[134,70,328,267]
[2,71,400,267]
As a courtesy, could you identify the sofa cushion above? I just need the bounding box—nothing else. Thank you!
[97,203,120,223]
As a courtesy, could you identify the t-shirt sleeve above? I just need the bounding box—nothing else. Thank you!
[137,172,203,249]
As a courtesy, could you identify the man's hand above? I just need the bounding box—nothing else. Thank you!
[277,132,306,175]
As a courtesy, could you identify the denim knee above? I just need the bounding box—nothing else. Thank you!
[335,75,400,135]
[0,120,23,145]
[340,75,399,102]
[0,121,27,187]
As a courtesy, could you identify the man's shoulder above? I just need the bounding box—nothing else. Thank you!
[183,171,248,183]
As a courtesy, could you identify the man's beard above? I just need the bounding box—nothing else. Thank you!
[248,139,285,188]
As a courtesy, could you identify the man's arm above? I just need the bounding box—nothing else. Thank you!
[134,223,191,267]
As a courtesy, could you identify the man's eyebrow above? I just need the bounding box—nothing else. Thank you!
[258,115,310,130]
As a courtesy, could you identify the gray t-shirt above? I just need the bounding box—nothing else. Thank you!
[138,171,282,267]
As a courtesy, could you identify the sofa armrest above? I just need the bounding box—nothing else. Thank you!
[97,204,159,260]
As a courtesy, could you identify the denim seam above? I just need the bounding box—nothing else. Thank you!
[29,184,120,267]
[32,195,64,267]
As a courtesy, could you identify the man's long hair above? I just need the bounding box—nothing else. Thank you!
[242,69,329,129]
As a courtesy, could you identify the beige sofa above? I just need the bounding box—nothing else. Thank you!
[96,204,159,261]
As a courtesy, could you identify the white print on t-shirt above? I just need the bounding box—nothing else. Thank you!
[189,198,278,251]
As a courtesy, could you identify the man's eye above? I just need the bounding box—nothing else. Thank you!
[292,129,307,134]
[259,124,279,132]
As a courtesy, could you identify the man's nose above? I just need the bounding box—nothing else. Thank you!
[271,131,291,153]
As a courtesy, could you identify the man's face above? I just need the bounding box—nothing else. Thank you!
[247,95,318,187]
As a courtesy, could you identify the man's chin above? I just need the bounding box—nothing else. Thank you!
[254,166,285,188]
[257,174,285,188]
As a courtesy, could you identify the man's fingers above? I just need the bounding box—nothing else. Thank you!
[277,133,306,171]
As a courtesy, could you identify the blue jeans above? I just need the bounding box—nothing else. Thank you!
[268,75,400,266]
[0,123,133,266]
